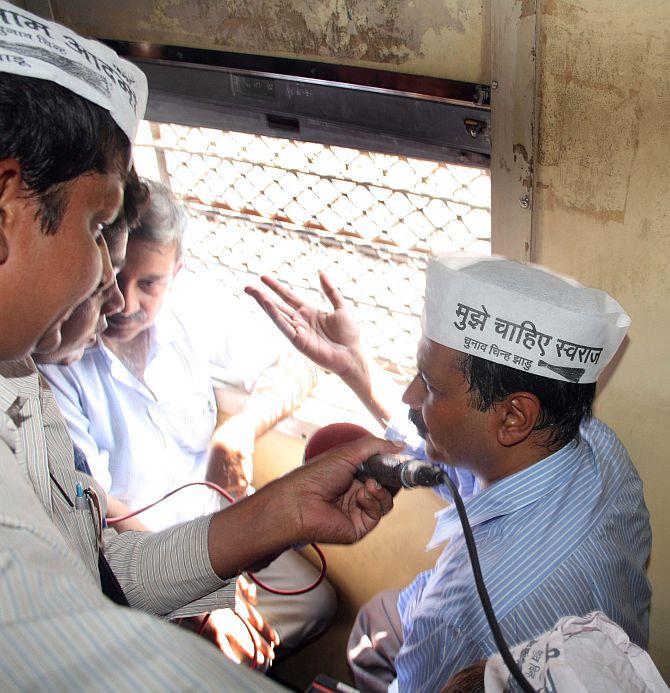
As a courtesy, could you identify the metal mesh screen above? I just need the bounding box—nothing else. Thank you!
[134,121,491,382]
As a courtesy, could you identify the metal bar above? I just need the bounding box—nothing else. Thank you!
[104,40,489,109]
[489,0,537,262]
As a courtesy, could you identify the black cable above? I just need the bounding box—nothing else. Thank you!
[440,472,535,693]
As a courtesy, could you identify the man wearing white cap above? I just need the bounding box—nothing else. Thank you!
[0,3,397,688]
[247,253,652,692]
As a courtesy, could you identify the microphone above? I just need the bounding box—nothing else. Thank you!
[356,454,446,489]
[303,423,446,490]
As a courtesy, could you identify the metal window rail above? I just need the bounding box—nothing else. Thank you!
[135,122,491,382]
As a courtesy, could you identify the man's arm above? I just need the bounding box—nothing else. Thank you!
[0,434,282,691]
[105,434,400,617]
[245,273,404,427]
[207,350,317,494]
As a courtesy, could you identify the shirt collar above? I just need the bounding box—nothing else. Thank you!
[0,358,40,406]
[153,305,185,347]
[428,437,583,550]
[0,360,38,452]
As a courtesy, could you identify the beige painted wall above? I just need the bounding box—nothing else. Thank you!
[49,0,489,82]
[532,0,670,678]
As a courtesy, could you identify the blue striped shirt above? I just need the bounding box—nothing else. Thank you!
[394,417,651,693]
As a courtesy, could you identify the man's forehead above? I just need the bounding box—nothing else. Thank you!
[121,239,178,279]
[417,337,460,376]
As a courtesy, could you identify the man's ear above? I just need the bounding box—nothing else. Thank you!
[173,258,183,278]
[0,159,24,265]
[495,392,541,447]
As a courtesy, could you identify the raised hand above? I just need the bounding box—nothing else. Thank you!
[245,272,362,379]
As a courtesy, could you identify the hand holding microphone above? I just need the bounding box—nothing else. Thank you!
[304,423,446,491]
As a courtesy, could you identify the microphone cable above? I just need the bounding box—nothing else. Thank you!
[107,480,327,595]
[439,471,535,693]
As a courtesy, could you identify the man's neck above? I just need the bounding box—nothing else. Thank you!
[103,329,152,384]
[475,442,560,489]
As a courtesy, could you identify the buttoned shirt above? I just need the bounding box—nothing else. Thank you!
[39,283,282,530]
[392,417,651,693]
[0,359,284,690]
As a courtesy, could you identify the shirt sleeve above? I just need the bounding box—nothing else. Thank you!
[103,513,237,618]
[168,274,286,391]
[38,364,113,492]
[0,439,281,691]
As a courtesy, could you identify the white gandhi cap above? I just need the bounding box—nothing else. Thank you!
[484,611,667,692]
[0,0,147,141]
[421,253,631,383]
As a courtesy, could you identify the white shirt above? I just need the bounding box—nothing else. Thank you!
[39,281,283,530]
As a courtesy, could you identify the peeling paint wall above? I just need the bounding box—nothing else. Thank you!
[50,0,489,82]
[533,0,670,677]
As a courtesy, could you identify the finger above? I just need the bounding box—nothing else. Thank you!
[259,275,307,311]
[244,287,299,342]
[245,600,279,646]
[245,284,300,323]
[229,613,262,661]
[355,483,392,521]
[238,574,257,603]
[255,637,275,672]
[217,634,243,665]
[364,478,394,514]
[319,272,346,310]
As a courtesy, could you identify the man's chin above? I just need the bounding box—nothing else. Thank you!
[33,327,62,355]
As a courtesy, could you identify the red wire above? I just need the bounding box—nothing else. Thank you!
[107,480,327,595]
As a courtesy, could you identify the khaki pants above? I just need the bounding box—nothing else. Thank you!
[347,589,403,692]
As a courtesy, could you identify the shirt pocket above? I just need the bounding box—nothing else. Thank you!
[155,389,217,456]
[53,505,101,578]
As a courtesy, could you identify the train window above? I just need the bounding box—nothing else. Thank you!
[133,122,490,425]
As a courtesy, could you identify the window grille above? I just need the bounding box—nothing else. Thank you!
[134,121,491,383]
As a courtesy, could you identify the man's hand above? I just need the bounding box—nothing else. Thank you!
[245,272,363,380]
[206,415,256,498]
[273,435,401,545]
[207,435,402,579]
[245,272,398,427]
[203,576,280,671]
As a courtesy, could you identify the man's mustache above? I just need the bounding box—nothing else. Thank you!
[108,310,147,325]
[408,408,428,439]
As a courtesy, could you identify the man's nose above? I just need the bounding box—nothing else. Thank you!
[119,282,139,316]
[101,279,125,317]
[97,236,115,292]
[402,374,426,408]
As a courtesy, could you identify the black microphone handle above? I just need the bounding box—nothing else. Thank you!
[356,455,447,489]
[355,454,405,489]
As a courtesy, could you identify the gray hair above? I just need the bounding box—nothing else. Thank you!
[134,178,187,258]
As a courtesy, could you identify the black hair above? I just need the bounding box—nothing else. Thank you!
[104,166,149,237]
[458,353,596,450]
[442,660,486,693]
[0,74,131,234]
